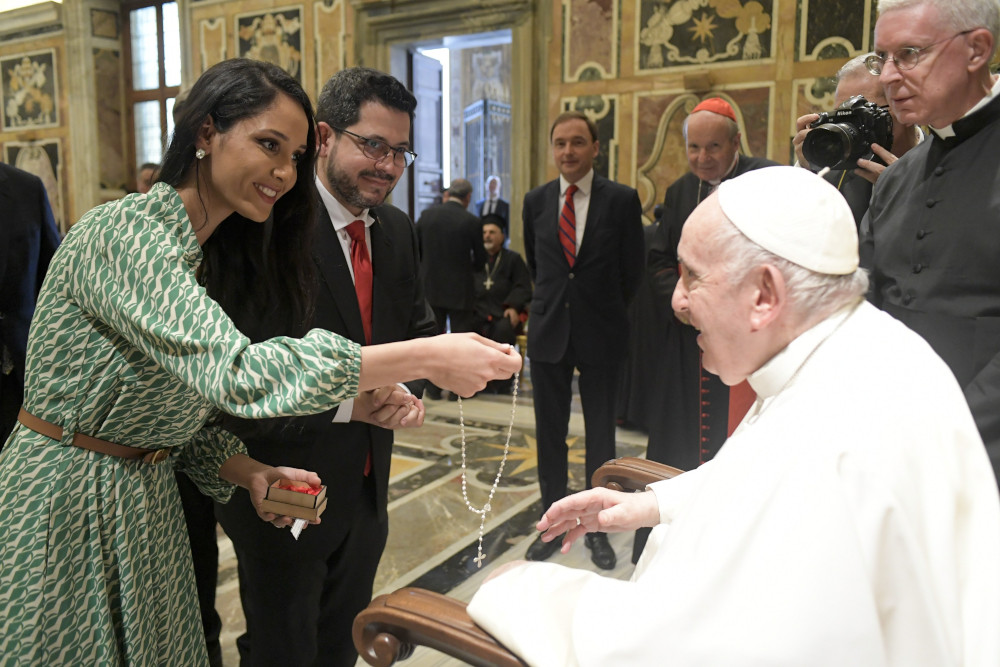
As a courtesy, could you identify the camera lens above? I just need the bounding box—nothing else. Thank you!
[802,123,864,170]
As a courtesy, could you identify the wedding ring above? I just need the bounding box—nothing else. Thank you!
[575,517,581,526]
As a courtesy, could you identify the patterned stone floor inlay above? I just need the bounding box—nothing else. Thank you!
[216,390,648,666]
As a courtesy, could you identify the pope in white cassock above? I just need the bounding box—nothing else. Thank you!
[468,166,1000,666]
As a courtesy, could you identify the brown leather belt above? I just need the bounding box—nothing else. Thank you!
[17,407,170,464]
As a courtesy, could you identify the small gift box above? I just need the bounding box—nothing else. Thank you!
[259,479,328,521]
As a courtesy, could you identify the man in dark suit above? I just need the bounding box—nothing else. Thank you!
[0,162,60,446]
[523,110,645,570]
[214,67,437,667]
[475,174,510,232]
[417,178,488,336]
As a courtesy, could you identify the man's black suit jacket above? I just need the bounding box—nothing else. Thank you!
[476,197,510,229]
[416,200,488,311]
[0,163,59,378]
[0,163,59,441]
[216,203,437,561]
[523,174,645,365]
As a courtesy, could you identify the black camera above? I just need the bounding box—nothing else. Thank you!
[802,95,893,171]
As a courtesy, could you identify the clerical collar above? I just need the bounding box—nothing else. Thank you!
[747,301,860,400]
[930,74,1000,141]
[560,168,594,197]
[315,173,372,231]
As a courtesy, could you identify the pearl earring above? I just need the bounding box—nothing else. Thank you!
[195,148,206,160]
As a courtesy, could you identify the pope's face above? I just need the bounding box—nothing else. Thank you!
[685,111,740,183]
[672,198,756,385]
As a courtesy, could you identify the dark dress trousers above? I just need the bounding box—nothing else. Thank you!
[214,203,437,666]
[416,200,488,333]
[524,174,645,512]
[0,162,60,446]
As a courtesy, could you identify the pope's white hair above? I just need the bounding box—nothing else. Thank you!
[707,214,869,322]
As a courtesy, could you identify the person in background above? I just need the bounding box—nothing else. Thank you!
[468,166,1000,667]
[861,0,1000,488]
[472,214,531,394]
[137,162,160,194]
[417,177,489,399]
[522,110,644,571]
[475,174,510,233]
[0,57,519,666]
[793,54,921,227]
[637,97,778,561]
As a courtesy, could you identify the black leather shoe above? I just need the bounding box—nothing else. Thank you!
[525,534,562,561]
[584,532,616,570]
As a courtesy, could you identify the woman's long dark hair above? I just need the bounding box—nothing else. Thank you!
[159,58,318,341]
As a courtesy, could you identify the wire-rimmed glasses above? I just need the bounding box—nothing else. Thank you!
[865,30,973,75]
[333,127,418,168]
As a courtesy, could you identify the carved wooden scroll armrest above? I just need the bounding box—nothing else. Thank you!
[591,456,685,492]
[353,587,527,667]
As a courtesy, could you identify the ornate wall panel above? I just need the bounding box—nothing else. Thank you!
[5,138,64,233]
[89,9,118,39]
[563,0,618,82]
[314,0,346,95]
[1,48,59,130]
[198,17,226,72]
[796,0,876,61]
[634,0,776,73]
[93,47,124,191]
[236,6,304,82]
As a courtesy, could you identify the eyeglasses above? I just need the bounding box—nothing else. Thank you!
[333,127,417,168]
[865,30,973,75]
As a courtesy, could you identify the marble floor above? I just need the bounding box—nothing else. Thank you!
[214,379,649,666]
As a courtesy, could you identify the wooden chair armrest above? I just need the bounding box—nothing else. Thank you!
[353,458,685,665]
[353,587,527,667]
[591,456,685,492]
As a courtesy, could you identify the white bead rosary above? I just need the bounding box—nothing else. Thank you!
[459,371,519,568]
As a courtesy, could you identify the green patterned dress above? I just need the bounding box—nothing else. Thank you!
[0,183,360,665]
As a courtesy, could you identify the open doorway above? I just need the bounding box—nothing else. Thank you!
[390,30,512,223]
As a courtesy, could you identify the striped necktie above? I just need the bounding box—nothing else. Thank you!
[559,184,579,266]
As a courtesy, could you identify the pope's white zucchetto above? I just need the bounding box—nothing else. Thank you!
[716,166,859,276]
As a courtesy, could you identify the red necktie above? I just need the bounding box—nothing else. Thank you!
[346,220,374,476]
[346,220,373,345]
[559,184,579,266]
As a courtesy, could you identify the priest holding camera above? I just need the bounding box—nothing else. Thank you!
[861,0,1000,490]
[793,53,921,227]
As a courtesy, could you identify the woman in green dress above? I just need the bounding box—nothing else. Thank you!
[0,58,519,665]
